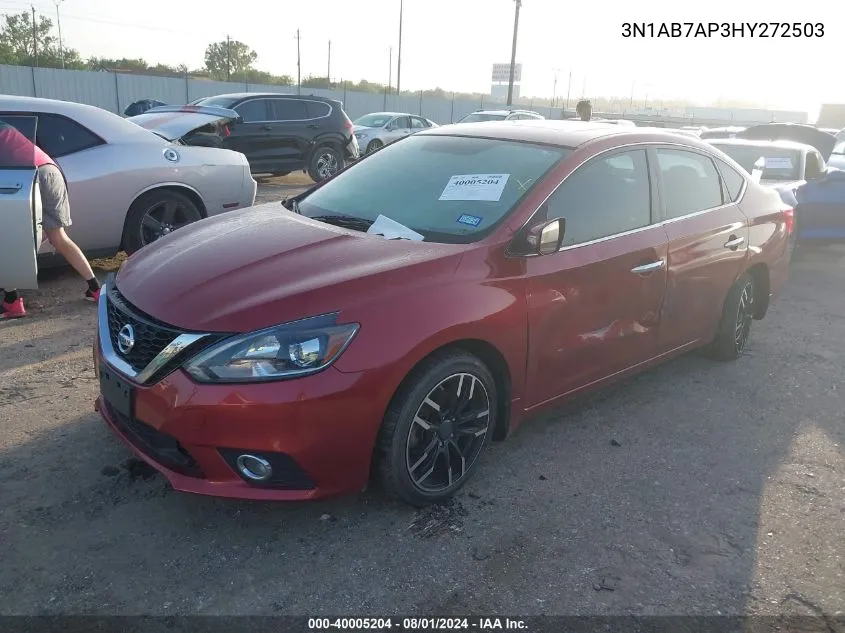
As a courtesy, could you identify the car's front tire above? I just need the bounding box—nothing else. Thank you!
[307,145,342,182]
[123,189,202,255]
[365,139,384,154]
[376,351,497,507]
[705,272,755,361]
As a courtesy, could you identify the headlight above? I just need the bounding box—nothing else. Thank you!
[355,132,367,139]
[184,315,359,383]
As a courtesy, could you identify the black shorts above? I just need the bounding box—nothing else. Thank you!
[38,164,72,230]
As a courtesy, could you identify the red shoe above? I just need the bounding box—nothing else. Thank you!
[85,288,101,302]
[1,298,27,318]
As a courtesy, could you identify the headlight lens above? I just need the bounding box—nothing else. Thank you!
[355,132,367,139]
[184,318,359,383]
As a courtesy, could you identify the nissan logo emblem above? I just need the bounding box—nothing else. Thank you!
[117,324,135,355]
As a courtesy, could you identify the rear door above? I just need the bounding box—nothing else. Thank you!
[267,98,313,169]
[524,147,669,407]
[409,116,429,135]
[653,146,749,351]
[0,115,41,289]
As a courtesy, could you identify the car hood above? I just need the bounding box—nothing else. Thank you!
[352,125,378,133]
[114,204,464,333]
[737,124,836,161]
[128,105,241,141]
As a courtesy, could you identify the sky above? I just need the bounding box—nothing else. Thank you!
[1,0,839,115]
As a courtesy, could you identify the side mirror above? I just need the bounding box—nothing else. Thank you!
[385,125,395,131]
[512,217,565,256]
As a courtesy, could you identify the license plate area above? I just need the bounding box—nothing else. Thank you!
[99,364,134,419]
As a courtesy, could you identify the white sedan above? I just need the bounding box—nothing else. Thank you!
[0,96,257,263]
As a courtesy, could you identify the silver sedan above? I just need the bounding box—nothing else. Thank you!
[353,112,438,154]
[0,96,257,264]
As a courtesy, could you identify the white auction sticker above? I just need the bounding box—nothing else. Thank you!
[764,156,794,170]
[439,174,510,202]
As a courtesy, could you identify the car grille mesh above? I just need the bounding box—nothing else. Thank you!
[106,286,182,373]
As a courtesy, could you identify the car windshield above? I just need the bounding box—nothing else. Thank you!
[712,143,802,181]
[354,114,393,127]
[191,96,238,108]
[298,135,568,244]
[458,113,508,123]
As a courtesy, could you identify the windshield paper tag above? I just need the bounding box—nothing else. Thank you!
[439,174,510,202]
[764,156,794,169]
[750,157,765,183]
[457,214,483,227]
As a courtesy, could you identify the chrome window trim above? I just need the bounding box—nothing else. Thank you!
[97,281,209,385]
[233,97,333,124]
[511,140,750,257]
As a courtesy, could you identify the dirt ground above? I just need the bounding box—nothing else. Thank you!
[2,191,845,617]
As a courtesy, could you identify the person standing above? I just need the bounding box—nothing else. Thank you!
[576,99,593,121]
[0,122,101,319]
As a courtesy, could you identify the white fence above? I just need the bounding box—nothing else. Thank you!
[0,64,808,125]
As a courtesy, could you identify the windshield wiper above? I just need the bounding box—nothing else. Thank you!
[309,214,374,231]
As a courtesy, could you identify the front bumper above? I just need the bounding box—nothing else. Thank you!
[93,289,388,501]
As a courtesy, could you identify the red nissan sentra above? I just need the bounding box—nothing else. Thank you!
[93,121,793,506]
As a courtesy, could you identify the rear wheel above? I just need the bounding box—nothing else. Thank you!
[377,351,497,507]
[705,272,755,361]
[123,190,202,255]
[307,145,342,182]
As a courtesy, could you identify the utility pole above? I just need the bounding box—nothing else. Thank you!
[226,34,231,81]
[629,80,634,109]
[581,76,586,98]
[388,46,393,93]
[31,5,38,67]
[54,0,64,69]
[396,0,403,93]
[296,29,301,94]
[565,70,571,108]
[506,0,521,106]
[327,40,331,89]
[551,68,559,108]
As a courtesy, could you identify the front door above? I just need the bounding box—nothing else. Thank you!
[0,115,41,290]
[225,98,274,172]
[653,147,749,351]
[384,116,411,145]
[524,148,669,408]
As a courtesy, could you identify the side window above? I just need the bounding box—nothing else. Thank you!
[271,99,308,121]
[656,149,723,219]
[715,158,746,202]
[234,99,269,123]
[35,113,103,158]
[306,101,331,119]
[392,116,411,129]
[410,117,426,129]
[546,149,652,247]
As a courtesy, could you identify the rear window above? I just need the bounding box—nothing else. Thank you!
[307,101,332,119]
[712,143,801,181]
[192,96,238,108]
[299,135,568,244]
[458,113,507,123]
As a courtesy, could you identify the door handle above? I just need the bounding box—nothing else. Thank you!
[307,124,320,129]
[724,235,745,249]
[630,260,665,274]
[0,181,22,193]
[260,125,273,131]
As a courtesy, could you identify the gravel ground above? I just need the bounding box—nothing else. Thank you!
[1,194,844,617]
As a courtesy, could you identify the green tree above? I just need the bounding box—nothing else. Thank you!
[0,10,79,67]
[204,39,257,81]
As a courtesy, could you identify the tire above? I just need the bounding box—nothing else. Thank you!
[307,145,343,183]
[123,189,202,255]
[705,272,755,361]
[365,139,384,154]
[376,351,498,507]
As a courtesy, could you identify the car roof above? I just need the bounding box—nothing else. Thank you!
[708,138,813,152]
[198,92,331,102]
[0,95,159,144]
[422,119,720,150]
[359,111,417,117]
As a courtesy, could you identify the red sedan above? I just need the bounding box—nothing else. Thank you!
[93,121,793,506]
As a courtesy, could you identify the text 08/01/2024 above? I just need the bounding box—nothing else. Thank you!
[622,22,824,38]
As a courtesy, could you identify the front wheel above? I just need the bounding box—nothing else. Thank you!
[122,190,202,255]
[705,272,755,361]
[365,139,384,154]
[307,145,342,182]
[377,351,498,506]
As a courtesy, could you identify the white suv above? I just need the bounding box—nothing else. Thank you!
[456,109,545,123]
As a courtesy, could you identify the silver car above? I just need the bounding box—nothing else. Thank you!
[353,112,437,154]
[0,96,257,265]
[455,109,545,123]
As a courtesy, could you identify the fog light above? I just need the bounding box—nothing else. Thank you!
[236,454,273,481]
